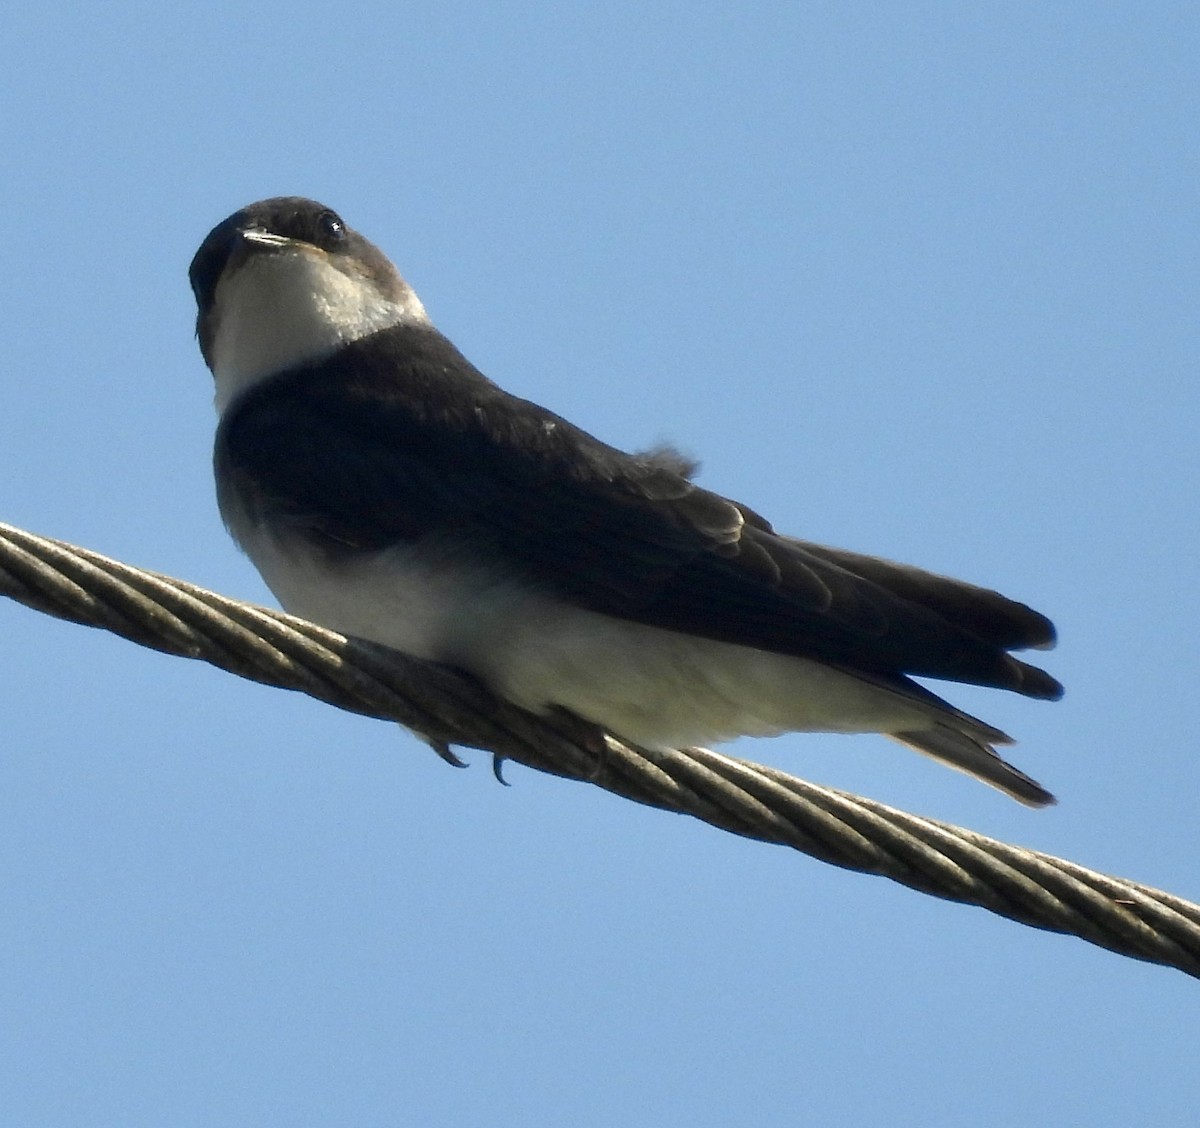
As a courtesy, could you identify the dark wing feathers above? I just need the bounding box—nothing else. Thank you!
[789,540,1057,651]
[217,323,1060,700]
[651,529,1063,699]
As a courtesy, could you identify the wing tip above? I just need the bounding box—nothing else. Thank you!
[1013,660,1065,702]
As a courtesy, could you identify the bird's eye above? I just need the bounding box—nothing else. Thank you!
[318,210,347,244]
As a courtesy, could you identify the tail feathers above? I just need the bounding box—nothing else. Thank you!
[891,725,1056,808]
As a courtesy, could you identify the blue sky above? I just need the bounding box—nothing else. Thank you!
[1,3,1197,1125]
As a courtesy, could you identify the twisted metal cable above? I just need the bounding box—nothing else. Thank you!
[2,519,1198,978]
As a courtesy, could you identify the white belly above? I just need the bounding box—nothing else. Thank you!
[237,526,931,750]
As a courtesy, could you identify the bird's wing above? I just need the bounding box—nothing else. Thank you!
[216,326,1060,700]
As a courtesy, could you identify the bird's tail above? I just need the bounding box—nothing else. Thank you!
[890,724,1056,807]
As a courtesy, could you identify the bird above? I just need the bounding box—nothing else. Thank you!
[189,196,1062,806]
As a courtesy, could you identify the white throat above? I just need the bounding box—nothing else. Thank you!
[209,249,428,414]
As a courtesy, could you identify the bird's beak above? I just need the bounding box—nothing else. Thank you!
[239,228,294,249]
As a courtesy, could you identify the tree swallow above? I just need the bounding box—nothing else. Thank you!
[189,197,1062,806]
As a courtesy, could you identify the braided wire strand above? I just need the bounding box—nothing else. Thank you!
[2,520,1198,978]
